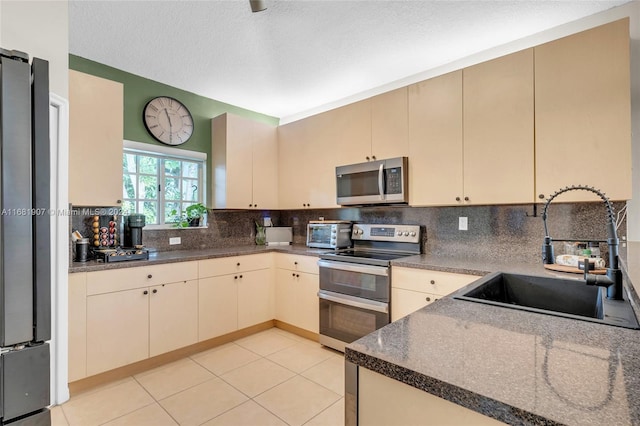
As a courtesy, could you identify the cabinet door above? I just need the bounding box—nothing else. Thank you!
[275,269,319,333]
[212,114,253,209]
[463,49,534,205]
[68,273,87,382]
[392,267,478,296]
[251,120,279,209]
[69,70,123,206]
[391,288,440,322]
[371,87,408,160]
[86,288,149,376]
[278,119,312,209]
[534,19,631,201]
[408,71,463,206]
[337,100,372,165]
[149,280,198,357]
[238,269,275,329]
[198,275,238,341]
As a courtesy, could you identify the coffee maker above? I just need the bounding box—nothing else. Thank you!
[124,214,145,248]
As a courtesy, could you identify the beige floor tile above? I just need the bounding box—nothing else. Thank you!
[254,376,341,426]
[301,356,345,395]
[191,343,261,375]
[304,398,345,426]
[50,405,69,426]
[61,377,154,426]
[102,403,178,426]
[271,327,318,344]
[267,342,335,374]
[134,358,215,400]
[202,400,288,426]
[159,377,248,426]
[234,329,299,356]
[221,358,296,397]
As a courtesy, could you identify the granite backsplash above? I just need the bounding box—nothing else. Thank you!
[70,202,627,265]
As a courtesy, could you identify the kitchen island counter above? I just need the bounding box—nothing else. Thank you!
[346,243,640,425]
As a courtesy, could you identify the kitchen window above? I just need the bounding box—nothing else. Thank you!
[122,140,206,227]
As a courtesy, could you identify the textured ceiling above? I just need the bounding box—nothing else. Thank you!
[69,0,630,122]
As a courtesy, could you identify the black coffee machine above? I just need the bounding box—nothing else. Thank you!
[124,214,145,247]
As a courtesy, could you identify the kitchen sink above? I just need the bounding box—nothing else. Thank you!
[452,272,640,329]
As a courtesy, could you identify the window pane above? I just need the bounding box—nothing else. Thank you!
[165,202,180,223]
[123,174,136,198]
[123,153,137,173]
[182,179,198,202]
[121,200,135,216]
[139,201,158,225]
[165,159,181,176]
[139,156,158,174]
[164,177,180,201]
[182,161,199,178]
[138,176,158,200]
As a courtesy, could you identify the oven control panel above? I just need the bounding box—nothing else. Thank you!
[351,224,421,243]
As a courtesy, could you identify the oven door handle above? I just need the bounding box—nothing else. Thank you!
[378,163,384,200]
[318,290,389,314]
[318,260,389,276]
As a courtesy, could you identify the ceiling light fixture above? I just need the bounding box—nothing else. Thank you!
[250,0,267,13]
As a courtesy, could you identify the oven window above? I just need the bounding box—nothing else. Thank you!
[320,298,389,345]
[319,266,389,302]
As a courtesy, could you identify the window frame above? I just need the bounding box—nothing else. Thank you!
[122,140,207,229]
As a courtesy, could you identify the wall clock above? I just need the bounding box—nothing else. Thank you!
[143,96,194,145]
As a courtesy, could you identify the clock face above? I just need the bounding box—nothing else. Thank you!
[143,96,194,145]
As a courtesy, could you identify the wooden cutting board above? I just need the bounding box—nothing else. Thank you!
[544,264,607,275]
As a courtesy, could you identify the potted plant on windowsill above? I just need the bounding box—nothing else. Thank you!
[185,203,208,227]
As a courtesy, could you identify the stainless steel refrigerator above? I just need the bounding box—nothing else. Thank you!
[0,48,51,425]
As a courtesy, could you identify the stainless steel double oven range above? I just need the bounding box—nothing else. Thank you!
[317,224,421,352]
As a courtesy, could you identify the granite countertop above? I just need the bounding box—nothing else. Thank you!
[69,244,327,273]
[346,243,640,425]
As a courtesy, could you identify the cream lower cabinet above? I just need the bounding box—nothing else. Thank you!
[275,254,319,333]
[149,280,198,357]
[81,261,198,378]
[391,267,478,321]
[198,253,274,341]
[68,273,87,382]
[359,367,505,425]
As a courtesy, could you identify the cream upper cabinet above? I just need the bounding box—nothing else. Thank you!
[463,48,534,205]
[211,113,278,209]
[69,70,123,206]
[338,89,409,165]
[371,87,409,160]
[408,71,463,206]
[278,113,339,209]
[534,19,631,202]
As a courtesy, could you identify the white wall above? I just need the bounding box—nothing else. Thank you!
[0,0,69,97]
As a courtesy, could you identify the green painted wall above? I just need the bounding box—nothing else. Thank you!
[68,54,279,205]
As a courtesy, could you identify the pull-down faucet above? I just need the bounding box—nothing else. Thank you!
[541,185,623,300]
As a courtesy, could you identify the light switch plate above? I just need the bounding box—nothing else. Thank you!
[458,217,468,231]
[169,237,181,245]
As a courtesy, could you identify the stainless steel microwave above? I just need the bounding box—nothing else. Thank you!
[336,157,408,206]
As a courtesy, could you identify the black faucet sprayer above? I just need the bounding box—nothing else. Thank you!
[541,185,623,300]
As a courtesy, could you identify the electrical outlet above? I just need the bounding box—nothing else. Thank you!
[169,237,181,245]
[458,217,468,231]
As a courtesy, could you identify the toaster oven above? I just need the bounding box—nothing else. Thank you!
[306,221,352,249]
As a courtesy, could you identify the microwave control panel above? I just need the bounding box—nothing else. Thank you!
[386,167,403,194]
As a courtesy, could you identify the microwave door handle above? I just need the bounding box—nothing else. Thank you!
[378,163,384,200]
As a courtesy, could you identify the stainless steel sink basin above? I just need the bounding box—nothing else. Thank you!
[452,272,639,329]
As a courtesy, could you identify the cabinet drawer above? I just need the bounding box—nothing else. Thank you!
[87,261,198,295]
[392,267,478,296]
[275,253,319,275]
[198,253,272,278]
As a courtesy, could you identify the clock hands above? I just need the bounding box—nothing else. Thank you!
[164,108,173,144]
